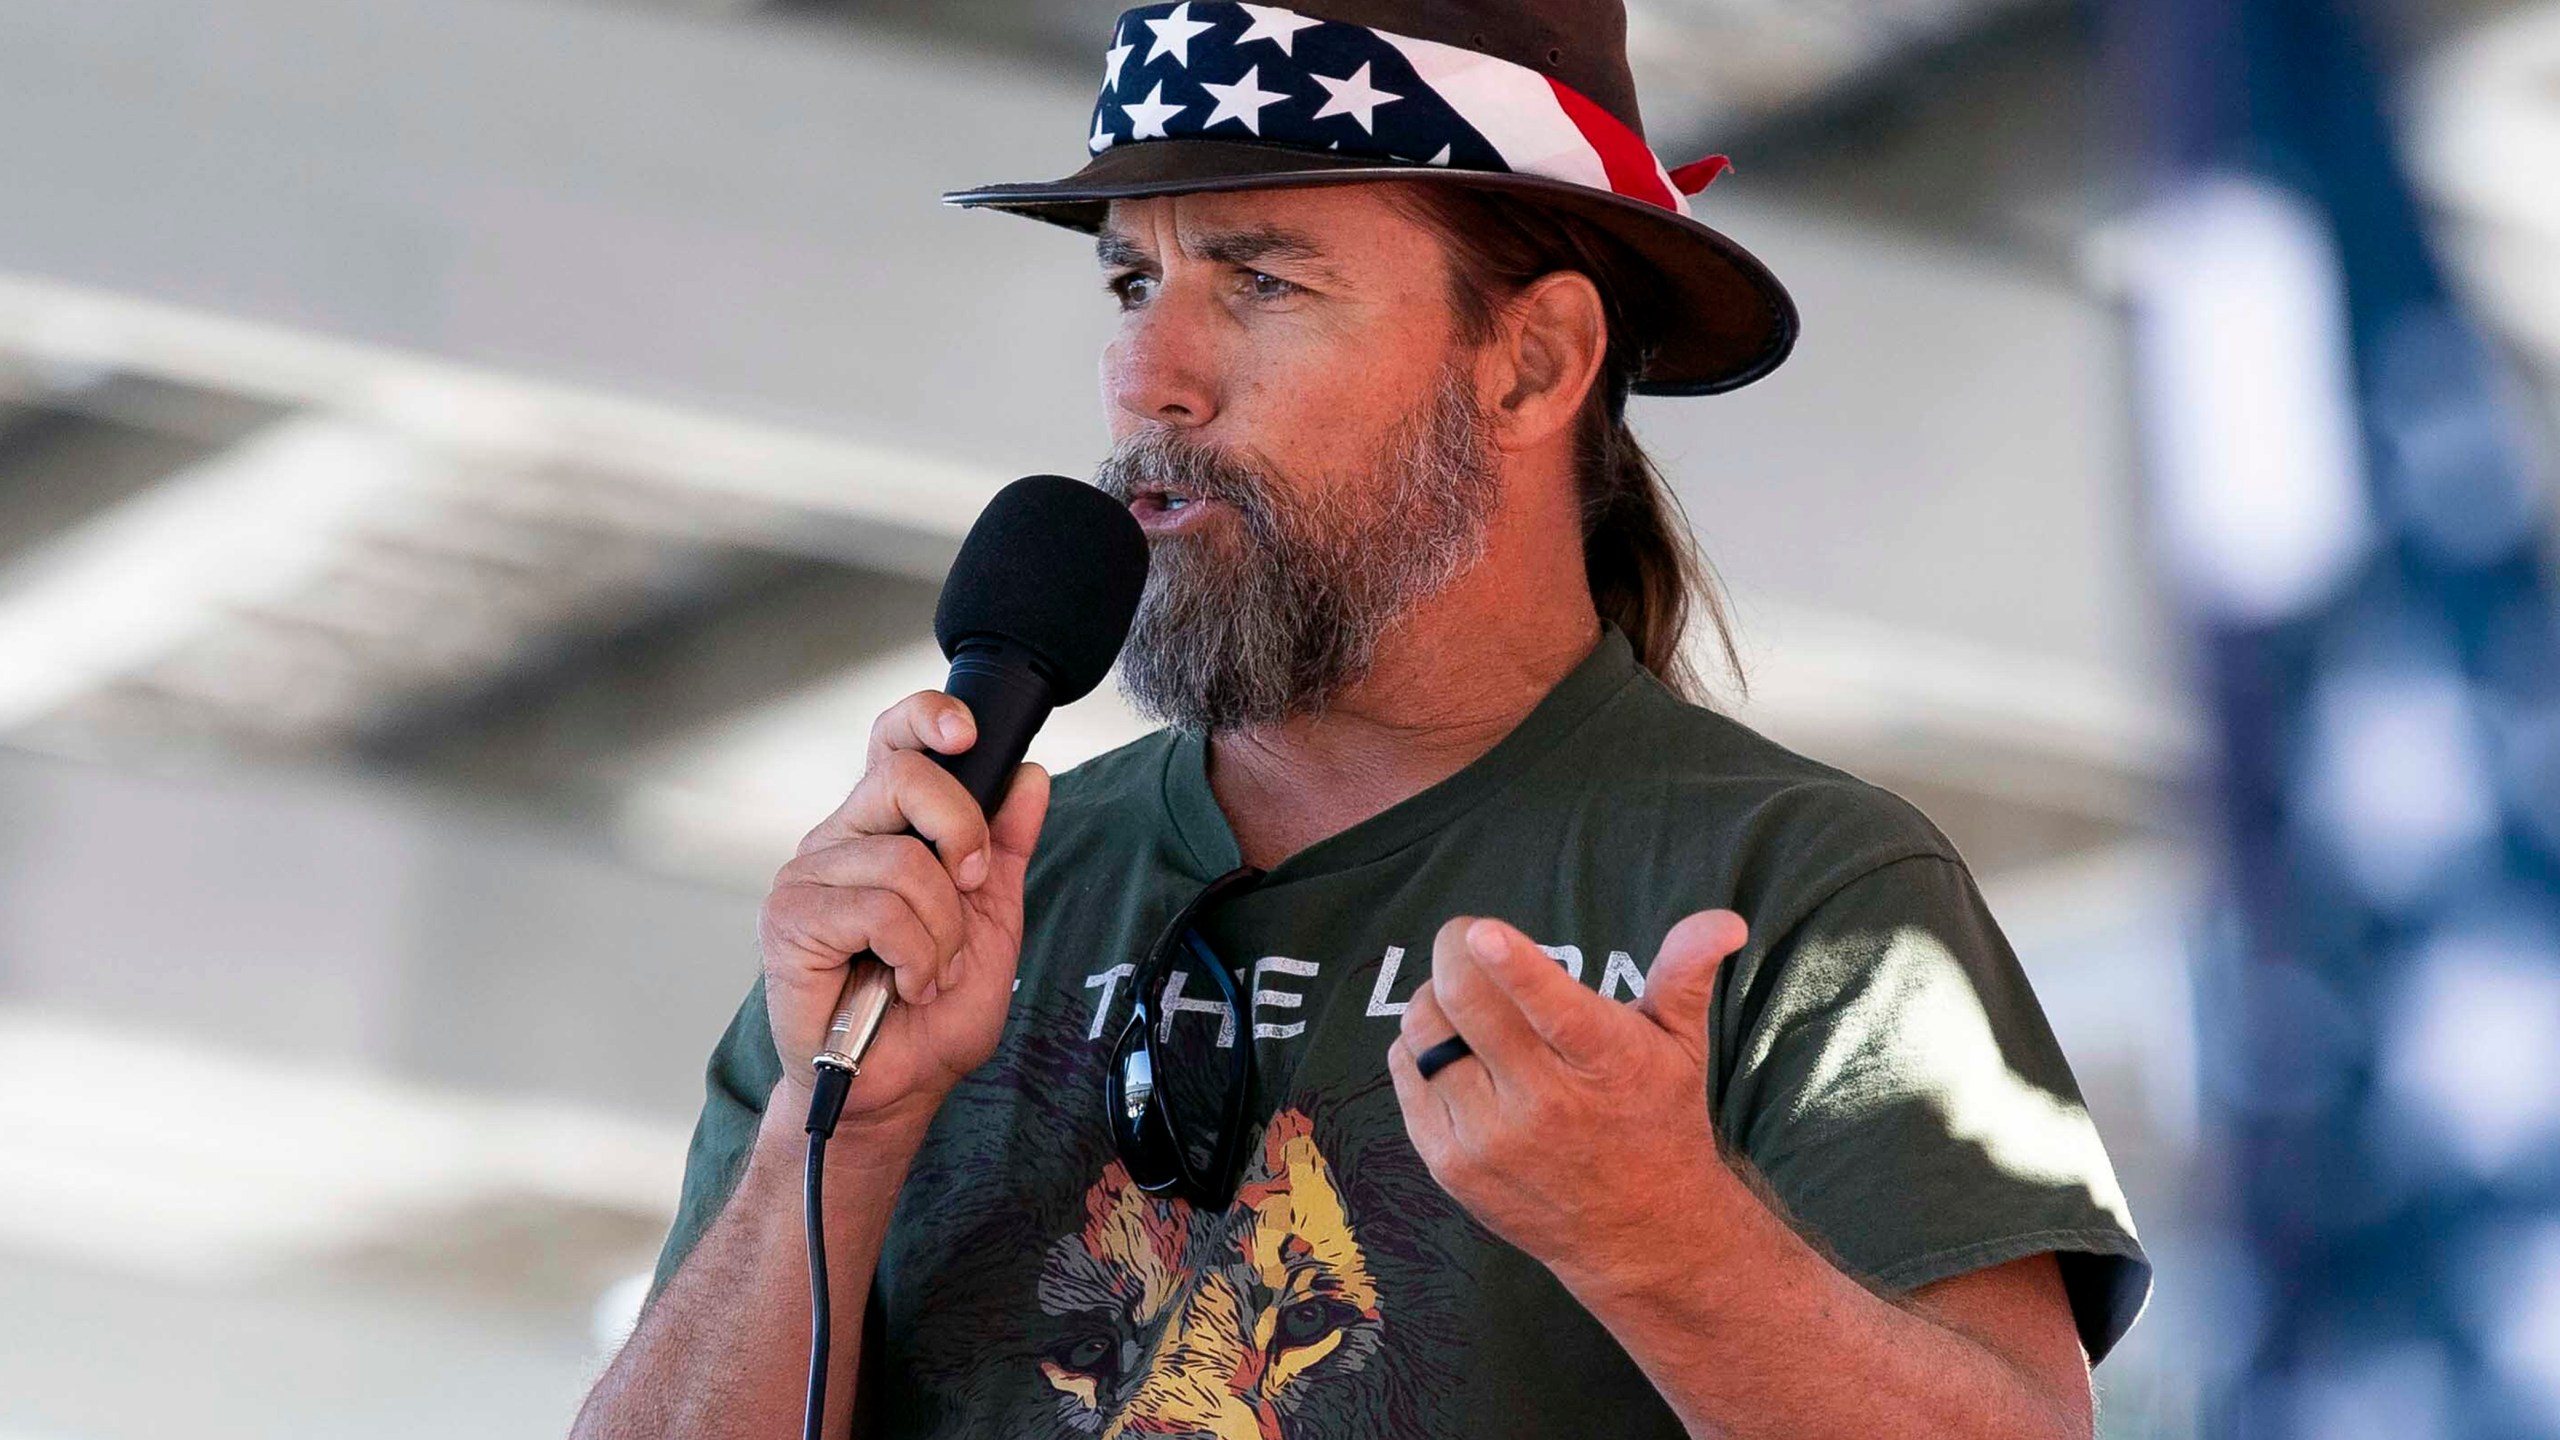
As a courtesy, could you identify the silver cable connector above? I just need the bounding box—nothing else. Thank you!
[815,957,898,1078]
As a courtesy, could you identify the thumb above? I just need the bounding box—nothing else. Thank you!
[1636,909,1748,1058]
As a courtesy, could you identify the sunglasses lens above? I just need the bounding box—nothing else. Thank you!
[1108,932,1249,1200]
[1108,1020,1182,1191]
[1150,934,1247,1182]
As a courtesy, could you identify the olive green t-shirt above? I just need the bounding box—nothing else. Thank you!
[653,626,2150,1437]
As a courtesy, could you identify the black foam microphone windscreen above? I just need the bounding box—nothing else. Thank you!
[934,474,1151,705]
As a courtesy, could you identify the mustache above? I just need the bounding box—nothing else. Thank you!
[1091,430,1276,515]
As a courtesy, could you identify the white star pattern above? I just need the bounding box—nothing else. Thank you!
[1235,4,1323,56]
[1072,8,1596,192]
[1200,65,1290,134]
[1310,61,1400,132]
[1143,2,1216,69]
[1122,81,1187,140]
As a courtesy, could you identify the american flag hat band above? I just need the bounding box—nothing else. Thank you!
[943,0,1799,396]
[1073,2,1729,218]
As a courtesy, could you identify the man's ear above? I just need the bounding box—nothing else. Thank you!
[1488,270,1607,452]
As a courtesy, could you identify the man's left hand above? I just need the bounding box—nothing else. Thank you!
[1386,909,1754,1293]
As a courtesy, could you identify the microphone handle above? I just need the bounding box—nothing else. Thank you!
[813,642,1055,1079]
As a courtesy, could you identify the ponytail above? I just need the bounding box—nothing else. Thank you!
[1582,410,1739,702]
[1388,184,1744,703]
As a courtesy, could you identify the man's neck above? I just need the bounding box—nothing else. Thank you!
[1204,597,1601,870]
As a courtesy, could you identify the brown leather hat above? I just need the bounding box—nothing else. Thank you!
[943,0,1798,396]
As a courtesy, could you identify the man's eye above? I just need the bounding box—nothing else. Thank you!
[1106,273,1156,308]
[1247,271,1299,300]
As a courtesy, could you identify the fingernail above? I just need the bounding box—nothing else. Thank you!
[958,848,989,887]
[938,713,967,746]
[944,951,966,989]
[1467,919,1509,962]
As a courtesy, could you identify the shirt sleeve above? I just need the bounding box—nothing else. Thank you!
[1714,853,2152,1363]
[648,977,784,1298]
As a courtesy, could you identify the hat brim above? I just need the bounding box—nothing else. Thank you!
[943,138,1797,397]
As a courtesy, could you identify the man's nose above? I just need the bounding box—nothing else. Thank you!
[1104,293,1221,431]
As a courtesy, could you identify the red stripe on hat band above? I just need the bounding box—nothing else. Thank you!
[1544,77,1679,211]
[1669,154,1732,194]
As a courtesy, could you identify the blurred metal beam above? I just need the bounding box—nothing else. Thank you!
[0,408,862,766]
[0,379,285,572]
[0,274,1009,564]
[370,560,944,810]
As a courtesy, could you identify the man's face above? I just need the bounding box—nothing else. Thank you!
[1091,184,1502,733]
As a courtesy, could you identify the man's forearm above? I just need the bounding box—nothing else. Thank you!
[1554,1161,2088,1440]
[573,1088,927,1440]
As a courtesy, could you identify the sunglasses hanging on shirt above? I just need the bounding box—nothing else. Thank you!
[1107,864,1265,1210]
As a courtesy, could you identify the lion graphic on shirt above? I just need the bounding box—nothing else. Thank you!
[877,1015,1473,1439]
[1029,1107,1446,1438]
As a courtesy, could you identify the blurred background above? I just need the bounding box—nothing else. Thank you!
[0,0,2553,1436]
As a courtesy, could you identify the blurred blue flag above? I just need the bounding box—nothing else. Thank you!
[2114,0,2560,1433]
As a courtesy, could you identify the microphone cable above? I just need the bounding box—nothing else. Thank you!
[801,1064,854,1440]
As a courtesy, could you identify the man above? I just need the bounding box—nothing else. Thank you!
[576,2,2149,1436]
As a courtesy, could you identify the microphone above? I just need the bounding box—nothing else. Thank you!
[806,474,1149,1130]
[796,475,1144,1440]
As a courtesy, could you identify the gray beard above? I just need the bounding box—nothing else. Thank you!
[1092,364,1500,735]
